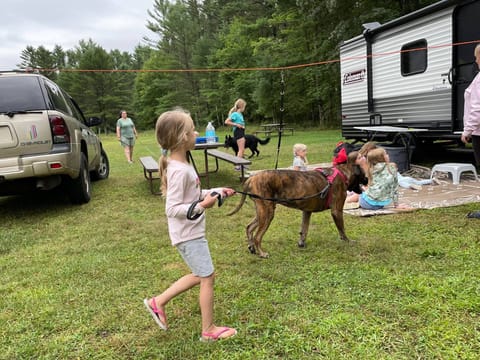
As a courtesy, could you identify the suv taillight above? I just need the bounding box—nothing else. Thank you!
[49,115,70,144]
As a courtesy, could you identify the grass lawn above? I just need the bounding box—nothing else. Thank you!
[1,127,480,359]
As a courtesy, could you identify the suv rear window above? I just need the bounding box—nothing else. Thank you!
[0,76,46,113]
[44,78,72,115]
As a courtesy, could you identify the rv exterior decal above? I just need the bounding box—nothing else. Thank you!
[343,69,366,85]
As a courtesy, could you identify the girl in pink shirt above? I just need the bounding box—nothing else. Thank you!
[143,109,237,342]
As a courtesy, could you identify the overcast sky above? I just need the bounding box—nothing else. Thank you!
[0,0,156,70]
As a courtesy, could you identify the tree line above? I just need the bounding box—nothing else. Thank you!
[19,0,436,132]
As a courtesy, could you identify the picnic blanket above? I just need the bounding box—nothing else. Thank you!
[344,167,480,217]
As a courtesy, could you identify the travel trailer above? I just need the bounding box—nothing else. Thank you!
[340,0,480,144]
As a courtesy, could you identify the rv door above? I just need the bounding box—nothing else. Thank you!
[452,0,480,132]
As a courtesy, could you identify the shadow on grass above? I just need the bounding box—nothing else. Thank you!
[0,189,75,255]
[0,188,71,213]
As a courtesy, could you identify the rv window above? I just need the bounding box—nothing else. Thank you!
[401,39,427,76]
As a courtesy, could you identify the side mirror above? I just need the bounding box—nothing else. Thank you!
[86,117,103,127]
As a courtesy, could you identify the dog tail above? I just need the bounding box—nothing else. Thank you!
[227,177,252,215]
[226,192,247,215]
[258,137,271,145]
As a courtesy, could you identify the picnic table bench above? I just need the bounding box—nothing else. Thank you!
[139,156,161,195]
[206,149,252,182]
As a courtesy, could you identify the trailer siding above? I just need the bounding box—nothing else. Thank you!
[339,0,474,141]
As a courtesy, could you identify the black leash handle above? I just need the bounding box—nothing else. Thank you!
[186,191,223,220]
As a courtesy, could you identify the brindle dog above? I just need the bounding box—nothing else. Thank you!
[228,154,365,258]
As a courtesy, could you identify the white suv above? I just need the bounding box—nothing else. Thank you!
[0,71,109,204]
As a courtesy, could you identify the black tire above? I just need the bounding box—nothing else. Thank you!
[90,148,110,181]
[67,153,91,204]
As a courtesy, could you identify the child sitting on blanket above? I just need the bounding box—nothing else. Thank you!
[346,148,409,210]
[354,141,438,190]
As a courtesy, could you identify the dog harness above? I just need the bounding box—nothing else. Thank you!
[315,167,348,208]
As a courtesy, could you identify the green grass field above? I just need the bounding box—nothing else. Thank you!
[1,128,479,359]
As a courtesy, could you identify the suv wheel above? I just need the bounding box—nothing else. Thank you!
[91,149,110,181]
[67,153,91,204]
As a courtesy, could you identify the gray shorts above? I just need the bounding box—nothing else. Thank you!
[120,136,135,147]
[176,238,214,277]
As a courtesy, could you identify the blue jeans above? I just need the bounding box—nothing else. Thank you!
[359,192,389,210]
[397,174,432,189]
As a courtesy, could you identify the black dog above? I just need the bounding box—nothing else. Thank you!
[224,135,270,158]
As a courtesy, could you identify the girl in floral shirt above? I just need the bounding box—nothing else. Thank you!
[360,148,399,209]
[346,148,400,210]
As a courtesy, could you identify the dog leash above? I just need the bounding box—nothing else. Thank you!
[233,166,347,203]
[234,185,330,203]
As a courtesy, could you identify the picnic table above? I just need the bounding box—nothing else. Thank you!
[187,142,224,188]
[140,142,223,194]
[255,123,294,137]
[206,149,252,183]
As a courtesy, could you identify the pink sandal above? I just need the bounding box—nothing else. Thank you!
[143,298,167,330]
[200,327,237,342]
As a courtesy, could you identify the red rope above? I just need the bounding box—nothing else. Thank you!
[26,40,480,73]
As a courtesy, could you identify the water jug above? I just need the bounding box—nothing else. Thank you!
[206,122,216,143]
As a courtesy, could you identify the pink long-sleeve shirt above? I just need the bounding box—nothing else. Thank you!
[165,160,221,246]
[463,72,480,137]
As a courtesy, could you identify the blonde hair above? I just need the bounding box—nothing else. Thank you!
[358,141,377,156]
[228,98,246,115]
[347,150,359,164]
[293,143,308,163]
[293,143,307,155]
[155,109,194,195]
[366,148,391,185]
[475,43,480,57]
